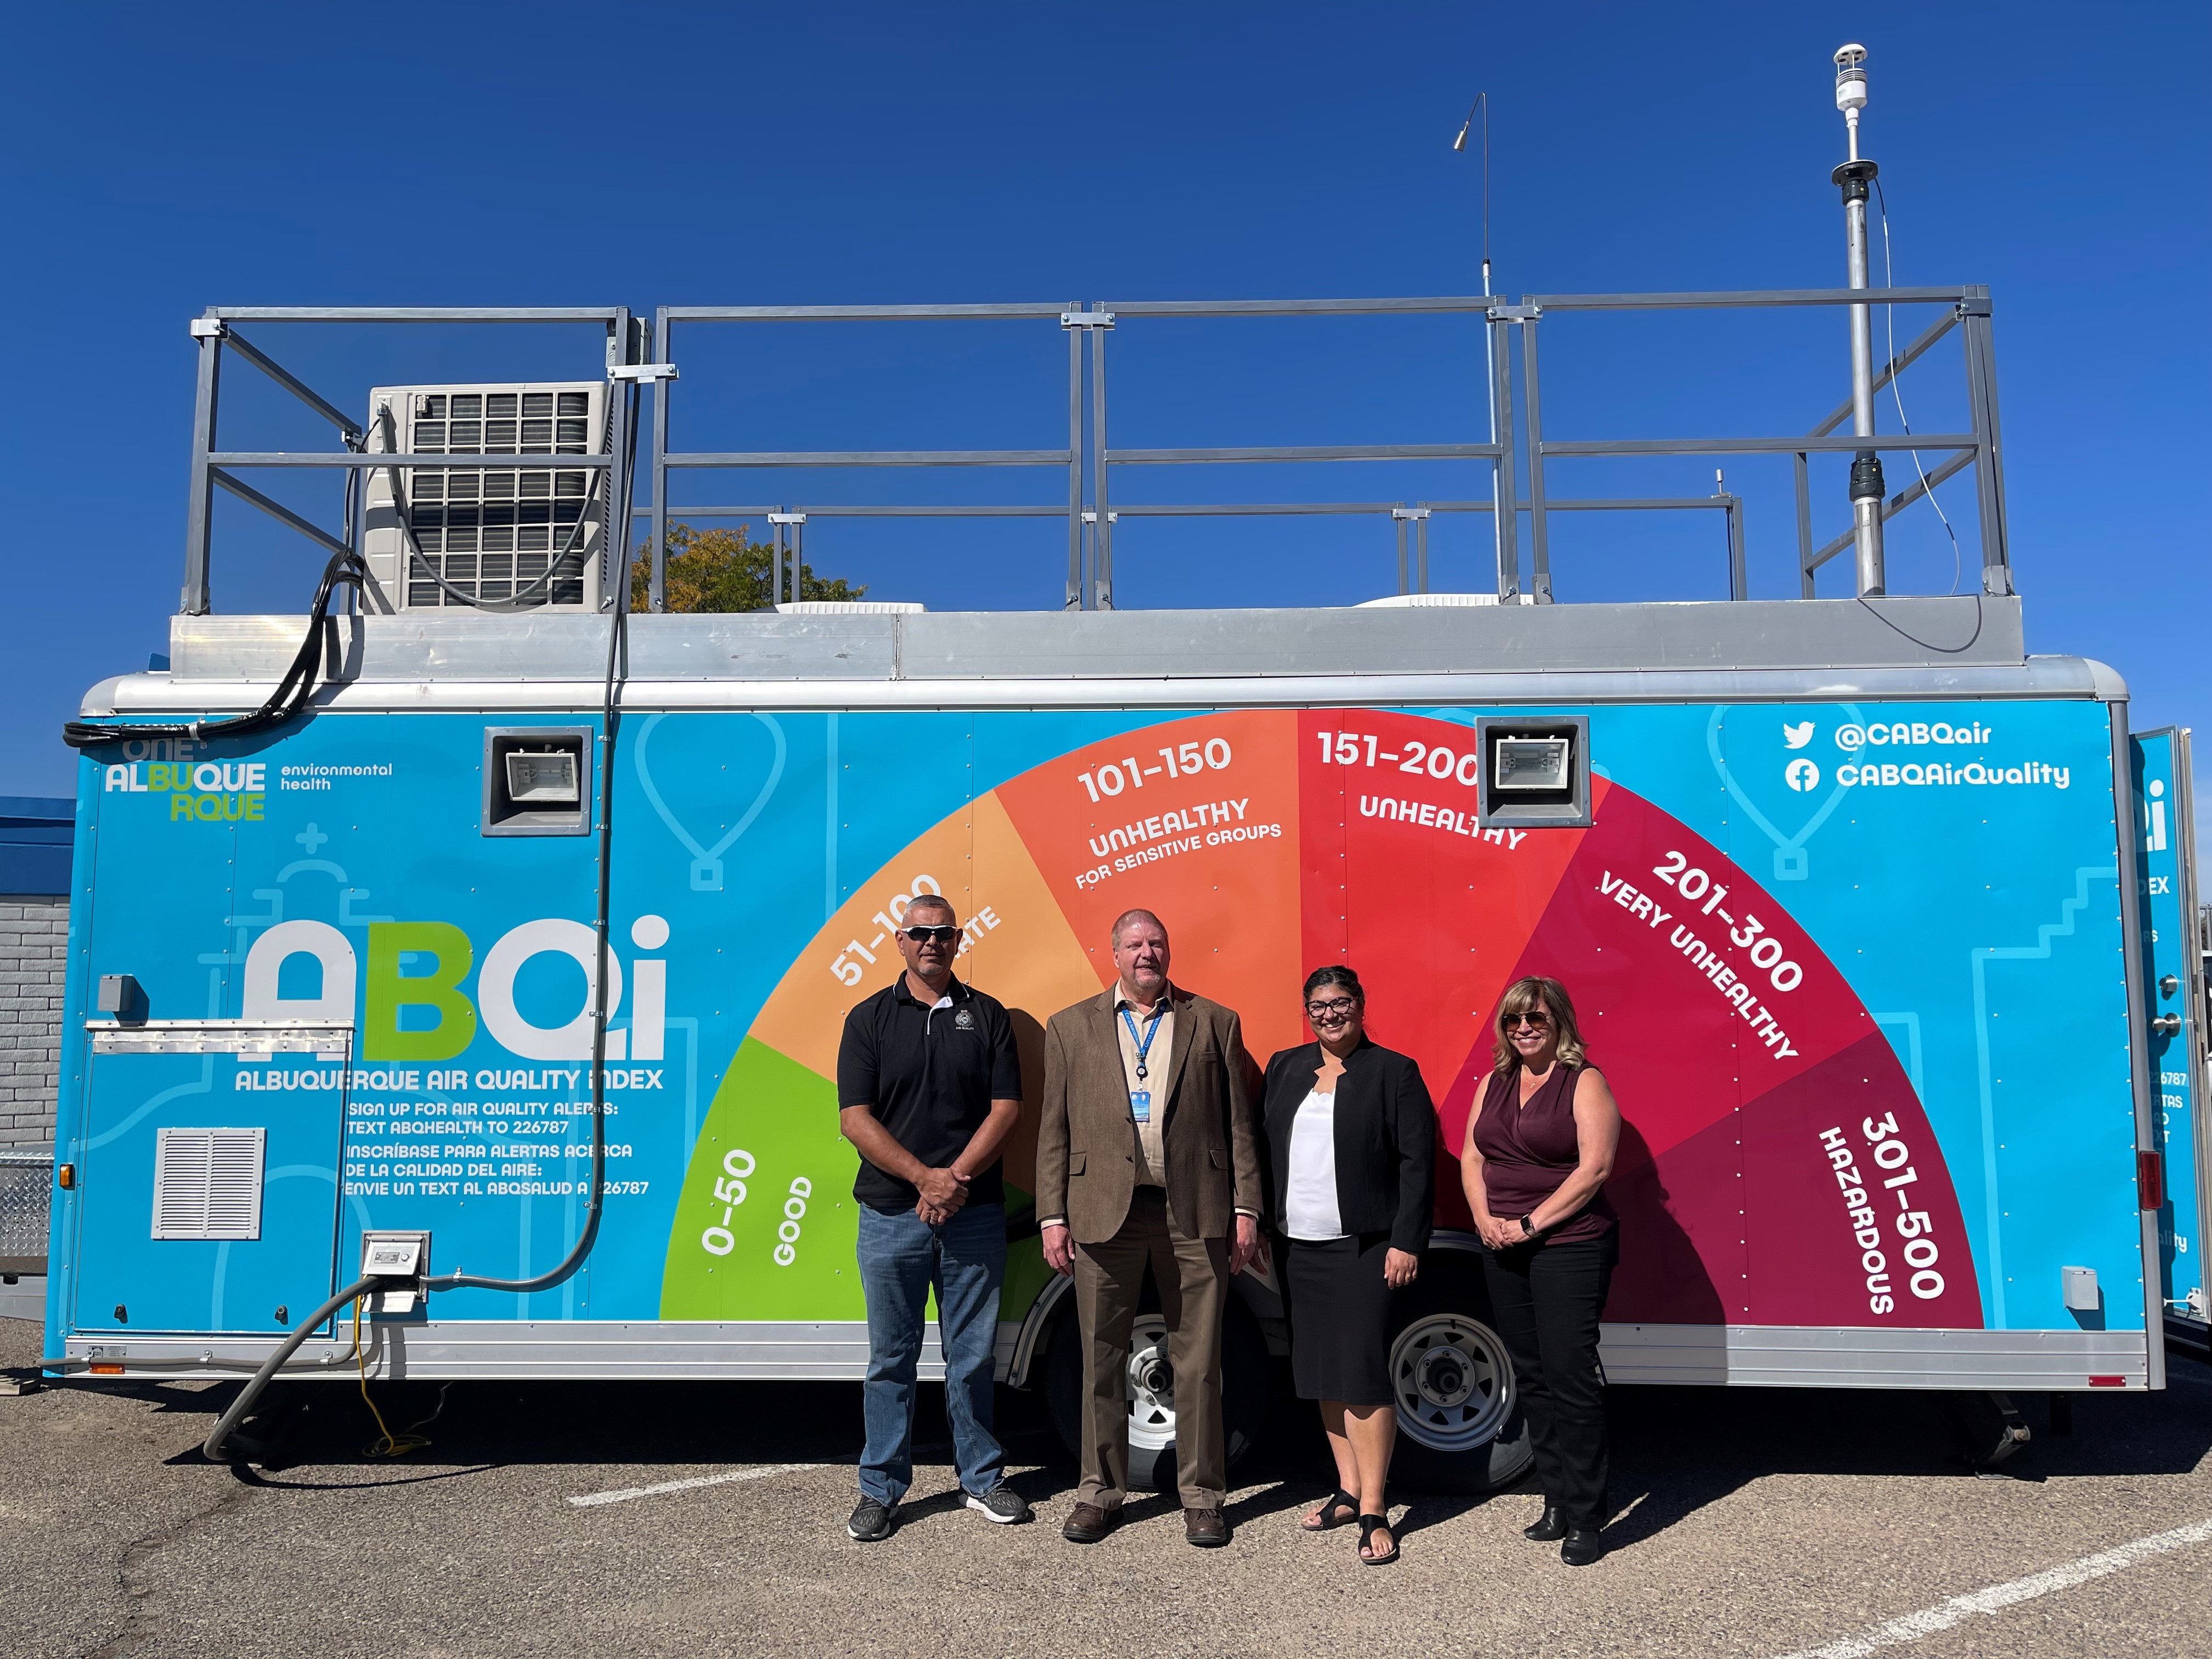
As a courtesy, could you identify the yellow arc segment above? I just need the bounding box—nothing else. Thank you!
[745,792,1101,1199]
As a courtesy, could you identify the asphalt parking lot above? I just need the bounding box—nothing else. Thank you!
[4,1315,2209,1659]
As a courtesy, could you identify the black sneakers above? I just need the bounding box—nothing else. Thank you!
[964,1482,1034,1525]
[847,1496,896,1542]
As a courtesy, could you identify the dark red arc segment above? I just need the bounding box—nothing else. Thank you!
[1603,1111,1740,1325]
[1438,777,1983,1330]
[1739,1031,1983,1328]
[1443,777,1879,1169]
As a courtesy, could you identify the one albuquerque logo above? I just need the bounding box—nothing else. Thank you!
[105,760,267,823]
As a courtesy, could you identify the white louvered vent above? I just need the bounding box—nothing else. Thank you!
[362,381,608,615]
[151,1128,265,1241]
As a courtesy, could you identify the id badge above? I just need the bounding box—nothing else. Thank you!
[1130,1089,1152,1124]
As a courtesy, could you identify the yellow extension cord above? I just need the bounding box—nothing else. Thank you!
[351,1295,434,1459]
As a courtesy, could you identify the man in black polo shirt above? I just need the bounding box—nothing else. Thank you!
[836,892,1030,1542]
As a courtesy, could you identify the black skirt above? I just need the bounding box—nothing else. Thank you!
[1283,1232,1395,1406]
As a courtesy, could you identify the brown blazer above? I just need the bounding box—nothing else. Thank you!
[1035,985,1264,1244]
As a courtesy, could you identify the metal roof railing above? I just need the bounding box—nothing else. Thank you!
[171,287,2009,616]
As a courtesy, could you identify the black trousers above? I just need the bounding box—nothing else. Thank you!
[1480,1231,1616,1529]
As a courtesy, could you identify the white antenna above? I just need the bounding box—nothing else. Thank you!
[1834,43,1869,160]
[1452,94,1491,297]
[1832,42,1884,596]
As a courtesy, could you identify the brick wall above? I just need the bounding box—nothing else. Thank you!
[0,895,67,1150]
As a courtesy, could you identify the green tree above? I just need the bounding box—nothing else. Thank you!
[629,522,867,612]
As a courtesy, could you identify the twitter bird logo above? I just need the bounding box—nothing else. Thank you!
[1782,721,1815,749]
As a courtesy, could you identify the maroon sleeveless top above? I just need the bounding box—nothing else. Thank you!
[1471,1063,1615,1244]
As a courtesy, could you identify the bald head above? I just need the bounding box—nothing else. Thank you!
[1109,908,1167,948]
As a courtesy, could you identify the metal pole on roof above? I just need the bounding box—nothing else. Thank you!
[182,318,225,615]
[1091,321,1113,610]
[1833,45,1886,596]
[650,309,673,613]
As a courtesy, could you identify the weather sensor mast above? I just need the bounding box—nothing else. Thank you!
[1833,43,1884,596]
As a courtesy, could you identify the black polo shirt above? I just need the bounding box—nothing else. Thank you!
[836,975,1021,1212]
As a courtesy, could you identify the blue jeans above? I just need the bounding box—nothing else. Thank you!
[855,1199,1006,1505]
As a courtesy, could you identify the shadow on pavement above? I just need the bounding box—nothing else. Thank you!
[17,1305,2209,1555]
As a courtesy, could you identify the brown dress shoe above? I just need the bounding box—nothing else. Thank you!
[1062,1502,1119,1543]
[1184,1506,1230,1547]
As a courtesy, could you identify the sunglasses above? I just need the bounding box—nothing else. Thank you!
[1502,1010,1553,1030]
[1305,998,1359,1020]
[902,925,962,945]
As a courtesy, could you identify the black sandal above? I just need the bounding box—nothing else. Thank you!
[1357,1513,1399,1565]
[1302,1488,1359,1532]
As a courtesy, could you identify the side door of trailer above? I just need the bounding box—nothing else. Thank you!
[2132,729,2209,1338]
[66,759,349,1342]
[71,1025,348,1337]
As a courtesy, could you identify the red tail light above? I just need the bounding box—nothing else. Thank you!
[2139,1151,2165,1212]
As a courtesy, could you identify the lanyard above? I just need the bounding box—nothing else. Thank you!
[1119,1002,1166,1082]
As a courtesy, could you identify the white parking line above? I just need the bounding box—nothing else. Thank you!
[1775,1515,2212,1658]
[569,1462,828,1508]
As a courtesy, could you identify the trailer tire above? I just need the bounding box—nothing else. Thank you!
[1383,1253,1533,1495]
[1044,1285,1273,1494]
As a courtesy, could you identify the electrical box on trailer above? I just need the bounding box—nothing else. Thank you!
[362,382,608,614]
[360,1231,432,1316]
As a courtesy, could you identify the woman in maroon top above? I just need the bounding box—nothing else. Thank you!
[1461,975,1621,1566]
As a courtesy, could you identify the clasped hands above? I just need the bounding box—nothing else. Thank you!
[914,1165,968,1226]
[1474,1212,1531,1250]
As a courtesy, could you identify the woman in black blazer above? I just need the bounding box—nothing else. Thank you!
[1261,965,1436,1566]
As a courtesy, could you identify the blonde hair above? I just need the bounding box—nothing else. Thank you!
[1490,975,1588,1075]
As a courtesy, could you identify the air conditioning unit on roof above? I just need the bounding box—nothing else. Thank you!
[362,382,610,613]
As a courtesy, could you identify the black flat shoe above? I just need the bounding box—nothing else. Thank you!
[1523,1504,1567,1542]
[1356,1513,1399,1566]
[1302,1488,1360,1532]
[1561,1527,1604,1566]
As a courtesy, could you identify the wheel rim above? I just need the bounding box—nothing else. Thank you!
[1389,1313,1513,1452]
[1125,1313,1176,1451]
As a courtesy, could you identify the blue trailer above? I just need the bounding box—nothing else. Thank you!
[30,284,2202,1487]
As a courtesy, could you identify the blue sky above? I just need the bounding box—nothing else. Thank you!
[2,1,2204,850]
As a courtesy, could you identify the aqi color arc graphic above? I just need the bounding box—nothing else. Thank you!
[661,710,1980,1332]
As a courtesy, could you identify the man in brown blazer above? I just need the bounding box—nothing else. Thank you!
[1036,907,1264,1547]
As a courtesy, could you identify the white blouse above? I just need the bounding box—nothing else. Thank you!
[1284,1088,1346,1241]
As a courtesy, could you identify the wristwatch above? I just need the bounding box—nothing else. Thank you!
[1518,1214,1536,1237]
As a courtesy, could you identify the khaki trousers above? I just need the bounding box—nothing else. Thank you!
[1071,1185,1230,1510]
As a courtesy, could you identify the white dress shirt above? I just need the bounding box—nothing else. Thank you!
[1284,1087,1346,1242]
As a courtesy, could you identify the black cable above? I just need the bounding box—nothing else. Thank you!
[1853,174,1984,654]
[62,548,368,750]
[194,379,645,1459]
[376,402,605,616]
[202,1274,380,1461]
[1872,176,1967,596]
[427,376,640,1296]
[1852,590,1985,654]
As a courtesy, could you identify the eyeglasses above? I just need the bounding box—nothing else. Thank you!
[1306,998,1359,1020]
[902,925,962,945]
[1501,1010,1552,1030]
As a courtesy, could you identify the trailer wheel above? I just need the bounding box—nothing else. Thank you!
[1384,1256,1532,1494]
[1045,1291,1273,1493]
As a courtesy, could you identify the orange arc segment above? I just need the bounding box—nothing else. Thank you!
[996,710,1309,1062]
